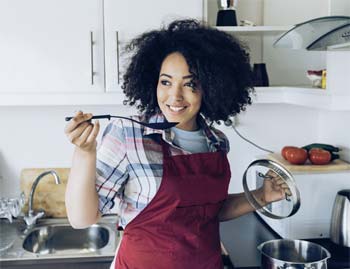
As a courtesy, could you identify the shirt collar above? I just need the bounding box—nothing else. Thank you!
[142,113,223,150]
[142,113,166,136]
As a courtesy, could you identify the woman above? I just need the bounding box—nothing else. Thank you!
[65,19,288,269]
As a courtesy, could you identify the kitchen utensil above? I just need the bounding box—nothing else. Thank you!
[273,16,350,50]
[307,23,350,51]
[216,0,237,26]
[0,193,25,222]
[258,239,331,269]
[65,115,178,130]
[242,159,300,219]
[330,189,350,247]
[253,63,269,87]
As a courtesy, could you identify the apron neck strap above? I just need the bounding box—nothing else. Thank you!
[160,138,171,157]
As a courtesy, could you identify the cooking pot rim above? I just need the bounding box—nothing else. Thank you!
[258,239,331,263]
[260,252,330,265]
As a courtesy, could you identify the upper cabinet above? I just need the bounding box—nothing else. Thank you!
[103,0,203,92]
[0,0,203,105]
[2,0,348,108]
[204,0,350,110]
[0,0,105,94]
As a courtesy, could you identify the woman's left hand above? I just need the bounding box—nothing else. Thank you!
[257,170,292,206]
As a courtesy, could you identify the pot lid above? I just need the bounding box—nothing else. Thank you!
[273,16,350,51]
[242,159,300,219]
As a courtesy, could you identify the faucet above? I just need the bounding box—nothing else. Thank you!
[23,170,61,227]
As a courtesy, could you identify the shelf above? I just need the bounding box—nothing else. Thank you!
[215,26,292,34]
[0,92,125,106]
[252,86,350,111]
[266,153,350,174]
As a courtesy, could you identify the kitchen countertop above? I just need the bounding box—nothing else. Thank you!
[1,213,349,268]
[219,212,350,269]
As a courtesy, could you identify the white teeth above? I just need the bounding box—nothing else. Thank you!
[169,106,186,112]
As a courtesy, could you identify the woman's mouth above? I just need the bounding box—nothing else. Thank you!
[166,105,187,114]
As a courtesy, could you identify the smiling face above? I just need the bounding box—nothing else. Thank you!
[157,52,202,131]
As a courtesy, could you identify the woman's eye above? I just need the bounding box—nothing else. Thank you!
[160,80,171,86]
[185,81,197,90]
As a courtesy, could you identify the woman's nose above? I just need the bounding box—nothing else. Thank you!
[169,85,184,101]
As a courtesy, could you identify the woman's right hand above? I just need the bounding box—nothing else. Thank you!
[64,111,100,153]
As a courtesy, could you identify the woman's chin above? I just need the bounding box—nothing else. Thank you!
[162,112,183,123]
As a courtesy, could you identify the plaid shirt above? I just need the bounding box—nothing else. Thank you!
[95,113,230,228]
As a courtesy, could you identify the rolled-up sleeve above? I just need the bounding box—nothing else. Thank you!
[96,119,129,215]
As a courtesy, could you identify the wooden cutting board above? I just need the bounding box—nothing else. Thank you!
[267,153,350,172]
[20,168,70,218]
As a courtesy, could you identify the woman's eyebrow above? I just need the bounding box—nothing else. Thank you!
[159,73,172,78]
[159,73,194,79]
[182,74,194,79]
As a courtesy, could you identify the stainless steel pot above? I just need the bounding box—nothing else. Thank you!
[257,239,331,269]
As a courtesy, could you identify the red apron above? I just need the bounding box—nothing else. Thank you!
[115,139,231,269]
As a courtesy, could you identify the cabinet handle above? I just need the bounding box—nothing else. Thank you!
[90,31,95,85]
[116,31,120,85]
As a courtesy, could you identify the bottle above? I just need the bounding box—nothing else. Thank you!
[321,69,327,89]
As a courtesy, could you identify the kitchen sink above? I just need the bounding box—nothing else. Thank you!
[1,217,119,262]
[22,224,110,254]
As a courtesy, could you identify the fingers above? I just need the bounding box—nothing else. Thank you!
[270,177,292,197]
[86,120,100,144]
[64,111,93,134]
[64,111,100,151]
[67,121,90,143]
[266,170,278,177]
[74,123,93,147]
[265,169,292,199]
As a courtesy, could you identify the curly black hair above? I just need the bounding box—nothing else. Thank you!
[121,19,254,123]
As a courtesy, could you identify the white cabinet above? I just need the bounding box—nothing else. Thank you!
[204,0,350,110]
[103,0,203,92]
[0,0,203,105]
[0,0,105,94]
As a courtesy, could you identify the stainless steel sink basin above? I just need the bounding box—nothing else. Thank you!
[22,224,109,254]
[1,217,119,262]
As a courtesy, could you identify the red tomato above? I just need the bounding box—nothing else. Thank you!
[281,146,300,160]
[285,148,308,165]
[309,148,331,165]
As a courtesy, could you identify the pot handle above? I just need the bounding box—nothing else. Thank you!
[257,244,262,252]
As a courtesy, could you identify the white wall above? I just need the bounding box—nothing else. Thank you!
[318,110,350,162]
[218,103,319,193]
[0,105,136,197]
[2,102,349,198]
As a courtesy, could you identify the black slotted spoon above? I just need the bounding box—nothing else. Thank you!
[65,114,178,130]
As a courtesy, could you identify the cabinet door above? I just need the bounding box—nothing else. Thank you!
[104,0,203,92]
[0,0,104,93]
